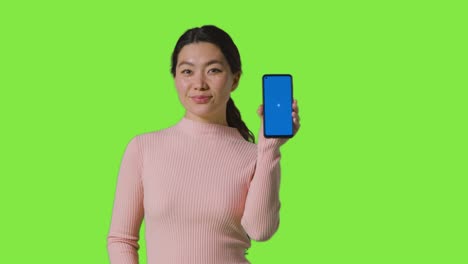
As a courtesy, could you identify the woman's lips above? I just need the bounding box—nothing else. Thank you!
[191,96,212,104]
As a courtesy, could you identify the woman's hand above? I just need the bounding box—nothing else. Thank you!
[257,99,301,146]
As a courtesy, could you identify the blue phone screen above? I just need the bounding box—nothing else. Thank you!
[263,75,293,137]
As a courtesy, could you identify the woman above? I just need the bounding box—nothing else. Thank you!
[107,25,300,264]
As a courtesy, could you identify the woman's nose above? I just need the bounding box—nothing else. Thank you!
[194,72,208,90]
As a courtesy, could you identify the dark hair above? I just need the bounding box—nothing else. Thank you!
[170,25,255,143]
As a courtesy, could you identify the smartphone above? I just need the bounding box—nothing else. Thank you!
[262,74,293,138]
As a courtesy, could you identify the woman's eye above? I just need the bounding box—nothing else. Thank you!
[209,68,222,73]
[181,69,192,74]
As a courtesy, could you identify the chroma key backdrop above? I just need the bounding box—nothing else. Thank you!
[0,0,466,263]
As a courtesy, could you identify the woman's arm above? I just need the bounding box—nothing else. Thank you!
[107,136,144,264]
[241,100,300,241]
[241,134,283,241]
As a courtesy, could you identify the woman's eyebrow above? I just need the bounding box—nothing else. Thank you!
[177,60,224,68]
[177,61,194,68]
[205,60,224,66]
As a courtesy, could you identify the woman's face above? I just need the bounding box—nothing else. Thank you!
[174,42,240,125]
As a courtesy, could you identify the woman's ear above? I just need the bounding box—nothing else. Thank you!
[231,72,241,92]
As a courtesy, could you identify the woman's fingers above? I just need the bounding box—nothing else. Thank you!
[292,99,300,135]
[293,99,299,114]
[292,111,300,122]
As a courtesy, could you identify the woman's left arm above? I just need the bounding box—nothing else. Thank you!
[241,100,300,241]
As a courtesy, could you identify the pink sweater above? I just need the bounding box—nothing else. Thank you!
[107,117,283,264]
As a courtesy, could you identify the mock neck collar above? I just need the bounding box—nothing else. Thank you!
[175,117,245,140]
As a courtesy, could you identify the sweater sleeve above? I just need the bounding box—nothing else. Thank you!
[241,137,283,241]
[107,136,144,264]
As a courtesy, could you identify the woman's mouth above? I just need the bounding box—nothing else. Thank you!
[191,96,212,104]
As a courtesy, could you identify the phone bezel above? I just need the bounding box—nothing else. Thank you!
[262,74,294,138]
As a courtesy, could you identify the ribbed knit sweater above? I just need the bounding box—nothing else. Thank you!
[107,117,283,264]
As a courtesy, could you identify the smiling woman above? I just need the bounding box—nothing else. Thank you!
[170,25,257,142]
[174,42,240,127]
[106,25,300,264]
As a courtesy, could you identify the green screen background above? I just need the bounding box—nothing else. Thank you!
[1,0,466,263]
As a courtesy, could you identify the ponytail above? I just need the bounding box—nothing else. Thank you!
[226,97,255,143]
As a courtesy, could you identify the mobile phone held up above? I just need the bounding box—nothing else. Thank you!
[262,74,294,138]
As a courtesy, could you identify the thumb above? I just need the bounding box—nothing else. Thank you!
[257,104,264,118]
